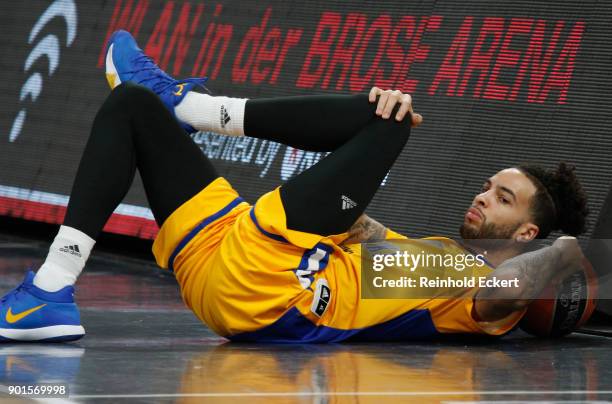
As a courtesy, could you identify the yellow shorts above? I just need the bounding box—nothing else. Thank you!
[152,177,335,337]
[153,177,522,342]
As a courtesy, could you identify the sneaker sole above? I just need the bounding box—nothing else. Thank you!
[105,43,120,89]
[0,325,85,342]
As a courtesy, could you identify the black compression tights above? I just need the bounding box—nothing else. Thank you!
[64,83,411,239]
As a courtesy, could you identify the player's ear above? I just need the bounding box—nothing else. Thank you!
[515,223,539,243]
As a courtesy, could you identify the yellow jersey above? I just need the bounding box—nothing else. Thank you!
[152,177,523,342]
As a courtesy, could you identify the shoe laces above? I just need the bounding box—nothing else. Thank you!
[126,54,208,94]
[1,284,26,304]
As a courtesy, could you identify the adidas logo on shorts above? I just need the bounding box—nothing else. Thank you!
[341,195,357,210]
[220,105,231,128]
[310,279,331,317]
[59,245,82,258]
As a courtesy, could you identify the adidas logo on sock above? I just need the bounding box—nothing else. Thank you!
[220,105,231,128]
[341,195,357,210]
[59,245,82,258]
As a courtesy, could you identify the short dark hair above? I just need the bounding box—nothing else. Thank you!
[517,162,589,238]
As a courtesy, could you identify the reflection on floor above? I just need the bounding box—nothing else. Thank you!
[0,237,611,403]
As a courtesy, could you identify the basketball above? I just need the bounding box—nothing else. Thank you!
[520,258,598,337]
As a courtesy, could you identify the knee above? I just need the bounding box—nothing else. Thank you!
[109,82,158,107]
[92,83,149,131]
[96,82,161,126]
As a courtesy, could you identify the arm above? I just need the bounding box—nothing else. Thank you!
[341,214,388,245]
[474,237,584,321]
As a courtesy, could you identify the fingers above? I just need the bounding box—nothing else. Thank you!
[368,86,423,127]
[374,89,401,119]
[381,90,402,119]
[368,87,380,103]
[411,112,423,127]
[395,93,424,127]
[395,94,412,122]
[376,92,390,116]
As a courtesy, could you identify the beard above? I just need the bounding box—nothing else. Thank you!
[459,219,521,250]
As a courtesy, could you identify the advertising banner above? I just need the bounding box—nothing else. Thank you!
[1,0,611,242]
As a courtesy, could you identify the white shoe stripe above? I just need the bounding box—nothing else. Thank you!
[0,325,85,341]
[105,43,121,88]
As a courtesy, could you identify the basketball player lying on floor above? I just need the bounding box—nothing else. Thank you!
[0,30,589,343]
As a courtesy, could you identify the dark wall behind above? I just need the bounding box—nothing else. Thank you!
[1,0,611,242]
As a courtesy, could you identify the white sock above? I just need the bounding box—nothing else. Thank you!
[175,92,247,136]
[33,226,96,292]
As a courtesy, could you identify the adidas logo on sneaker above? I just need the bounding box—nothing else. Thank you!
[59,245,82,258]
[220,105,231,128]
[341,195,357,210]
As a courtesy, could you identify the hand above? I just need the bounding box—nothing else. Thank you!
[368,87,423,126]
[552,236,585,282]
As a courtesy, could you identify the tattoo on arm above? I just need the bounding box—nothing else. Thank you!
[475,246,563,321]
[342,214,388,244]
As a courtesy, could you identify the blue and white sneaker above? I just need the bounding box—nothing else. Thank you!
[105,29,208,133]
[0,272,85,342]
